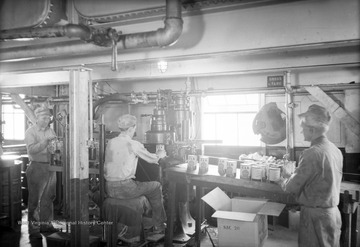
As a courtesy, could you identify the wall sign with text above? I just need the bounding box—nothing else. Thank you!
[267,76,284,87]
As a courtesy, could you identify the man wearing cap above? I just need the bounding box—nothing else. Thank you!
[279,104,343,247]
[25,106,58,239]
[104,114,167,240]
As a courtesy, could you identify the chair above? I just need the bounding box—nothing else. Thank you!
[101,196,150,247]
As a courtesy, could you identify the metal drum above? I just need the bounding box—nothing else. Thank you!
[0,156,22,229]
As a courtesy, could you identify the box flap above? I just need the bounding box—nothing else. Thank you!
[201,187,231,211]
[258,202,286,216]
[231,197,268,213]
[212,211,257,222]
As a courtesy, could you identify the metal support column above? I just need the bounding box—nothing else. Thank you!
[284,71,295,161]
[99,116,106,216]
[68,67,91,247]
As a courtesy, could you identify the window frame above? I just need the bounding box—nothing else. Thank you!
[201,93,265,146]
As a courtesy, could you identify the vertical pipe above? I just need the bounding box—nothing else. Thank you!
[99,115,106,218]
[64,117,70,219]
[285,71,295,161]
[69,68,90,247]
[89,71,93,140]
[0,95,3,153]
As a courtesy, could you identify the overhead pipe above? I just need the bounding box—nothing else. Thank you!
[0,0,183,61]
[0,24,92,41]
[93,93,133,120]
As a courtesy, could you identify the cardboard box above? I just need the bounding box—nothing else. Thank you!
[202,187,285,247]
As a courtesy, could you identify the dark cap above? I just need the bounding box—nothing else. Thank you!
[298,104,331,128]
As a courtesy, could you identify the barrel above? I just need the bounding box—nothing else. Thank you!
[0,155,22,229]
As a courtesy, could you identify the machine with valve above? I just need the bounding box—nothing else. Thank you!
[137,90,197,243]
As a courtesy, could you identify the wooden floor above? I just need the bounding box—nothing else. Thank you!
[0,208,298,247]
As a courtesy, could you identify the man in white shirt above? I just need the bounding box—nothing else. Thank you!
[104,114,167,235]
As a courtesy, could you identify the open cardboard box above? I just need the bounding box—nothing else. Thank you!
[202,187,286,247]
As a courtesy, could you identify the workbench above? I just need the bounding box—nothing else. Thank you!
[164,163,359,247]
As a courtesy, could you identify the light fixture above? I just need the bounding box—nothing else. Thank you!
[157,60,168,73]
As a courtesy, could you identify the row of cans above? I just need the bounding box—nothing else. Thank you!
[187,155,285,182]
[239,162,282,182]
[187,154,209,175]
[187,155,239,178]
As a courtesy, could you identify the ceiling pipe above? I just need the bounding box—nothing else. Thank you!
[93,93,133,120]
[0,0,183,61]
[0,24,92,41]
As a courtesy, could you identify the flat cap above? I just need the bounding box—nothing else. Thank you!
[298,104,331,128]
[118,114,137,129]
[34,107,51,118]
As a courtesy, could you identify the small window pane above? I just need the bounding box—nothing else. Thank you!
[2,105,25,140]
[202,93,261,146]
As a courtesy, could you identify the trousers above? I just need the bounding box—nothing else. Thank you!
[105,179,166,228]
[299,206,342,247]
[26,162,56,234]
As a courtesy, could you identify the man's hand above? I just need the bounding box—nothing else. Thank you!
[281,166,293,179]
[276,177,288,191]
[156,149,167,159]
[158,156,183,167]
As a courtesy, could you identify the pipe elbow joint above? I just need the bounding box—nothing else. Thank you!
[64,24,92,41]
[157,17,183,47]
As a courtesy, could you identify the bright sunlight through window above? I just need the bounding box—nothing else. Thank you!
[2,105,25,140]
[201,94,261,146]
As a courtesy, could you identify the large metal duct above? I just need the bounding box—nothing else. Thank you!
[0,0,183,61]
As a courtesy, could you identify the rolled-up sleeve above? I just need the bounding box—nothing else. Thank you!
[131,141,160,164]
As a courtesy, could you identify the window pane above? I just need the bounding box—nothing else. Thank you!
[215,114,238,145]
[2,105,25,140]
[238,113,260,146]
[13,114,25,140]
[202,114,216,140]
[201,93,261,146]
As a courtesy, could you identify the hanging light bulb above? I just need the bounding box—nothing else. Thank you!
[157,60,168,73]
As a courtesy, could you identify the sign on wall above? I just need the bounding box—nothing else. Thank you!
[267,76,284,87]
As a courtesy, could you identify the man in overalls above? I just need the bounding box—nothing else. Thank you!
[25,106,58,239]
[280,104,343,247]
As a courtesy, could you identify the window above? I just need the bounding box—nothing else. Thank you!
[201,94,262,146]
[2,105,25,140]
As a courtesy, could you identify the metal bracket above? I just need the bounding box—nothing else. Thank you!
[287,102,298,109]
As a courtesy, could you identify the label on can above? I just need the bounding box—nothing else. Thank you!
[240,163,252,179]
[199,155,209,175]
[218,158,228,176]
[187,155,197,172]
[226,160,237,178]
[251,165,263,181]
[268,167,281,182]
